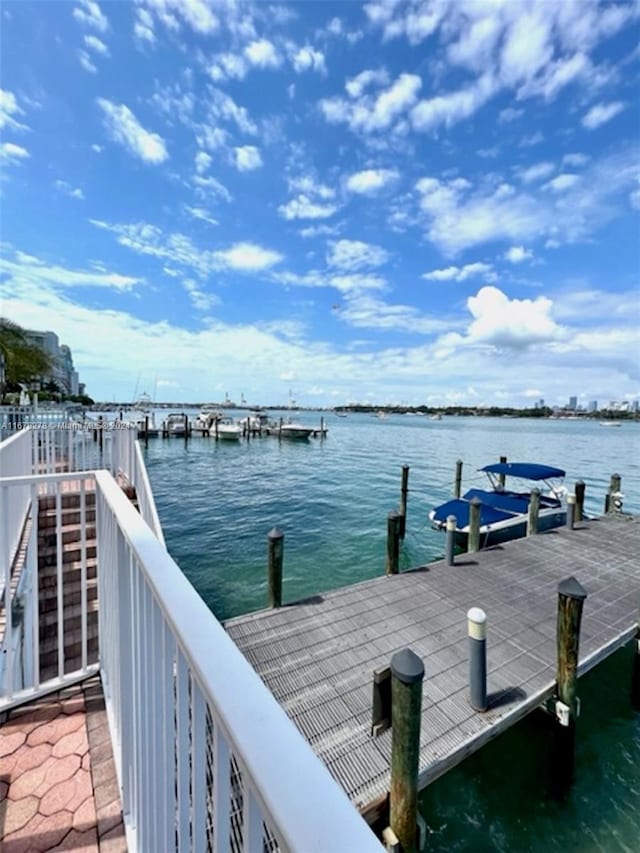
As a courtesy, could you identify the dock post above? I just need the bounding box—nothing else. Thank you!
[454,459,463,499]
[468,497,481,553]
[214,418,219,441]
[144,415,149,448]
[320,415,325,439]
[399,465,410,539]
[386,511,401,575]
[566,494,576,530]
[468,608,487,712]
[553,576,588,794]
[98,416,104,452]
[267,527,284,608]
[390,648,424,853]
[605,474,622,513]
[574,480,585,521]
[498,455,507,489]
[527,488,540,536]
[184,413,189,441]
[279,417,283,440]
[445,515,456,567]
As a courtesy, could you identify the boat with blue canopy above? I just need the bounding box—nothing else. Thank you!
[429,462,567,549]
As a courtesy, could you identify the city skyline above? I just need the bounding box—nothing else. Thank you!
[1,1,639,407]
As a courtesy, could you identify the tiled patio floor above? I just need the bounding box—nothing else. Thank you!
[0,676,127,852]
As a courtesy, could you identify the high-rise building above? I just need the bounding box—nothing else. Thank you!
[24,328,83,397]
[588,401,598,412]
[568,395,577,410]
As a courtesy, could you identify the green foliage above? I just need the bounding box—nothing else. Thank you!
[0,318,53,401]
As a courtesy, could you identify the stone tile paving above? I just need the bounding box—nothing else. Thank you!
[0,676,127,852]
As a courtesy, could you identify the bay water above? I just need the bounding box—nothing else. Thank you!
[141,412,639,852]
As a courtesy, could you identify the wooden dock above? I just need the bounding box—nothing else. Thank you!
[224,514,640,822]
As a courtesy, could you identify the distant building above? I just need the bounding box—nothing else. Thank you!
[588,401,598,412]
[568,395,577,410]
[24,328,83,397]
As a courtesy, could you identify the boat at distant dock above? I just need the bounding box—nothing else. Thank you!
[429,462,567,548]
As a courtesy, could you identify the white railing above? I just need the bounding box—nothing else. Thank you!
[96,471,381,853]
[0,430,33,595]
[110,426,165,545]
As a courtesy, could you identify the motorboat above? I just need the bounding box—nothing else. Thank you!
[268,418,313,439]
[163,413,187,436]
[599,420,622,427]
[210,416,242,440]
[429,462,567,549]
[129,393,158,437]
[195,406,222,432]
[239,410,270,432]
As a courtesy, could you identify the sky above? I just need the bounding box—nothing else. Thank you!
[0,0,639,408]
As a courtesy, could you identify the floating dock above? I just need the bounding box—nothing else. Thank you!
[224,513,640,823]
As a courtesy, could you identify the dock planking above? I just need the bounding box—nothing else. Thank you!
[224,514,640,822]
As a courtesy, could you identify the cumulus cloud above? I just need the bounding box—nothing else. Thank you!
[346,168,399,194]
[0,142,29,162]
[278,195,337,220]
[582,101,625,129]
[291,45,326,74]
[327,239,389,271]
[465,286,563,348]
[97,99,168,164]
[321,72,421,134]
[504,246,533,263]
[245,39,281,68]
[0,89,27,131]
[422,262,495,282]
[73,0,108,33]
[233,145,262,171]
[0,249,141,291]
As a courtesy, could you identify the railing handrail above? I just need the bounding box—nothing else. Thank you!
[132,439,165,546]
[95,470,382,852]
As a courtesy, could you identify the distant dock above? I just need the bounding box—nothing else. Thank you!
[225,513,640,824]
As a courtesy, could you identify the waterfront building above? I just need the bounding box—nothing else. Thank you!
[24,327,82,396]
[568,395,578,410]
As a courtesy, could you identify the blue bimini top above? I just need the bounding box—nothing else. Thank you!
[430,498,515,529]
[479,462,565,480]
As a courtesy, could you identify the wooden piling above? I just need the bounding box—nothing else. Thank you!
[605,473,622,513]
[144,415,149,448]
[386,511,401,575]
[527,488,540,536]
[468,497,481,553]
[574,480,585,521]
[320,416,325,439]
[445,515,456,567]
[454,459,463,499]
[184,413,189,440]
[498,455,507,489]
[389,648,424,853]
[267,527,284,608]
[399,465,410,539]
[279,417,283,439]
[98,416,103,452]
[553,576,587,794]
[566,494,576,530]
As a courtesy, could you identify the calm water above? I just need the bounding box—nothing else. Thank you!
[141,413,639,852]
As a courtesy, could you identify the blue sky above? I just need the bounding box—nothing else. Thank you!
[1,0,638,407]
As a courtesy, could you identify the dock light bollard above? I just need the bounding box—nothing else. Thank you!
[574,480,585,522]
[566,494,576,530]
[605,473,622,513]
[528,487,540,536]
[399,465,410,539]
[445,515,456,567]
[267,527,284,608]
[468,608,487,712]
[553,576,587,794]
[454,459,463,499]
[390,648,425,853]
[386,511,401,575]
[468,497,481,553]
[498,455,507,489]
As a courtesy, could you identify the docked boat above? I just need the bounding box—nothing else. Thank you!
[210,416,242,440]
[429,462,567,549]
[267,418,314,439]
[239,410,270,432]
[163,413,187,436]
[129,393,159,436]
[599,420,622,427]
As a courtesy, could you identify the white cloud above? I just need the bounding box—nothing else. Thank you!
[288,176,335,199]
[327,239,389,271]
[345,68,389,98]
[183,278,219,312]
[233,145,262,171]
[78,51,97,73]
[346,168,399,195]
[139,0,218,35]
[466,286,563,348]
[499,107,523,123]
[0,142,29,162]
[245,39,281,69]
[84,34,109,55]
[422,262,495,282]
[278,195,337,220]
[184,206,218,227]
[519,162,555,184]
[292,45,326,74]
[411,73,497,133]
[212,242,283,271]
[504,246,533,263]
[192,175,232,203]
[206,89,257,135]
[194,150,211,174]
[134,8,155,43]
[55,180,85,199]
[97,99,168,164]
[209,52,247,81]
[562,153,589,168]
[0,250,140,291]
[73,0,108,33]
[544,173,580,193]
[582,101,625,129]
[321,72,421,134]
[0,89,26,131]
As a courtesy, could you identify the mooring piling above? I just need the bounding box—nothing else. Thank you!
[553,575,588,794]
[574,480,585,521]
[528,487,540,536]
[454,459,463,499]
[566,494,576,530]
[498,455,507,489]
[445,515,456,566]
[267,527,284,608]
[386,511,401,575]
[144,415,149,448]
[468,497,481,553]
[605,473,622,513]
[399,465,410,539]
[468,608,487,712]
[389,648,425,853]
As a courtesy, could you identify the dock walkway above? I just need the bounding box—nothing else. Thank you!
[225,514,640,822]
